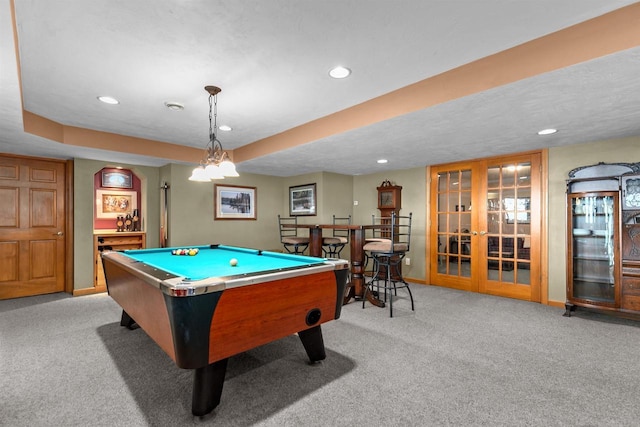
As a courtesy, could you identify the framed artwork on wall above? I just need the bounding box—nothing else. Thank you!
[214,184,257,220]
[289,183,316,216]
[96,190,137,219]
[101,169,133,188]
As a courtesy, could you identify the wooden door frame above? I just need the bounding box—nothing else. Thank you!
[65,159,74,293]
[426,150,549,304]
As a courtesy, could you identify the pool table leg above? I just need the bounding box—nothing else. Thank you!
[192,358,228,417]
[119,310,138,330]
[298,325,326,363]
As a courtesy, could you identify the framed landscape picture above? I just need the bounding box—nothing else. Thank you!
[289,183,316,216]
[214,184,257,220]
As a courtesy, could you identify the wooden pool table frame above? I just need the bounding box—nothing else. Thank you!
[102,246,348,416]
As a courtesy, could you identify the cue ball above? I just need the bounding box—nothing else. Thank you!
[230,258,238,266]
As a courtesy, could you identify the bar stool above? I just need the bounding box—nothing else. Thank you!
[322,215,351,258]
[362,212,414,317]
[363,214,391,279]
[278,215,309,254]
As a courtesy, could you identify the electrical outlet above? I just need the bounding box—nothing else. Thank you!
[353,200,358,205]
[405,257,410,265]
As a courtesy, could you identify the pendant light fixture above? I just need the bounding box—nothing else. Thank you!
[189,85,239,181]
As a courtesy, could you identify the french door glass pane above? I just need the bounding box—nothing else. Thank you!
[486,162,531,285]
[436,169,472,277]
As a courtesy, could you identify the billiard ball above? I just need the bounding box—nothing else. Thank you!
[230,258,238,266]
[188,249,196,256]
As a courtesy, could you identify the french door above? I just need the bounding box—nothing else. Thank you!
[430,153,541,302]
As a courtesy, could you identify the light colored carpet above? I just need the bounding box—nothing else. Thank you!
[2,285,640,426]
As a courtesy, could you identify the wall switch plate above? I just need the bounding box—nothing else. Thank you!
[405,257,410,265]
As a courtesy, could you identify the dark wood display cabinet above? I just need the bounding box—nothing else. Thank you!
[565,162,640,318]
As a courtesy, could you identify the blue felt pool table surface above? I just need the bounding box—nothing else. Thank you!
[122,244,326,281]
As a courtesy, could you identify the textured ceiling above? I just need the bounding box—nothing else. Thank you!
[1,0,640,176]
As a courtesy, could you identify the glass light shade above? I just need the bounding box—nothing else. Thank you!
[219,160,239,177]
[188,166,210,182]
[204,163,225,180]
[190,86,240,183]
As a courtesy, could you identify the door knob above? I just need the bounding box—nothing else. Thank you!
[479,231,487,235]
[54,231,64,236]
[471,231,478,235]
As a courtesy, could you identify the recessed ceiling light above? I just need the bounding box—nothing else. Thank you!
[329,66,351,79]
[537,128,557,135]
[377,159,388,164]
[164,102,184,111]
[218,125,232,132]
[97,96,119,105]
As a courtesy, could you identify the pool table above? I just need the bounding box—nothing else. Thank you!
[101,244,349,416]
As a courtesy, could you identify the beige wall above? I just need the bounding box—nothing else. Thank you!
[73,163,362,291]
[319,172,354,223]
[548,136,640,303]
[73,135,637,301]
[72,161,427,291]
[166,164,285,251]
[353,168,427,282]
[279,172,356,222]
[278,168,427,280]
[156,167,360,255]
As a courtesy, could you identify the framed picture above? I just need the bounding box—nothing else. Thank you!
[289,183,316,216]
[101,169,133,189]
[214,184,257,220]
[96,190,137,219]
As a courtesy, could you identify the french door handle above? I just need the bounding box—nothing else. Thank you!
[479,231,487,235]
[471,231,478,235]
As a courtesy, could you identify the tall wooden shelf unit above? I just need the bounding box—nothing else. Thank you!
[565,162,640,317]
[94,231,146,292]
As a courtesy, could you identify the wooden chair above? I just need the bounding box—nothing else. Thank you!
[362,212,414,317]
[322,215,351,258]
[277,215,309,254]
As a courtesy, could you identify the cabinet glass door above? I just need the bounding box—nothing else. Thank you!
[569,193,618,305]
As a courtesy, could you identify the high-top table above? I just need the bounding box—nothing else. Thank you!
[287,224,387,308]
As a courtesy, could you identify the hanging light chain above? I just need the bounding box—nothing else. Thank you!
[207,90,226,163]
[189,85,239,181]
[209,92,217,143]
